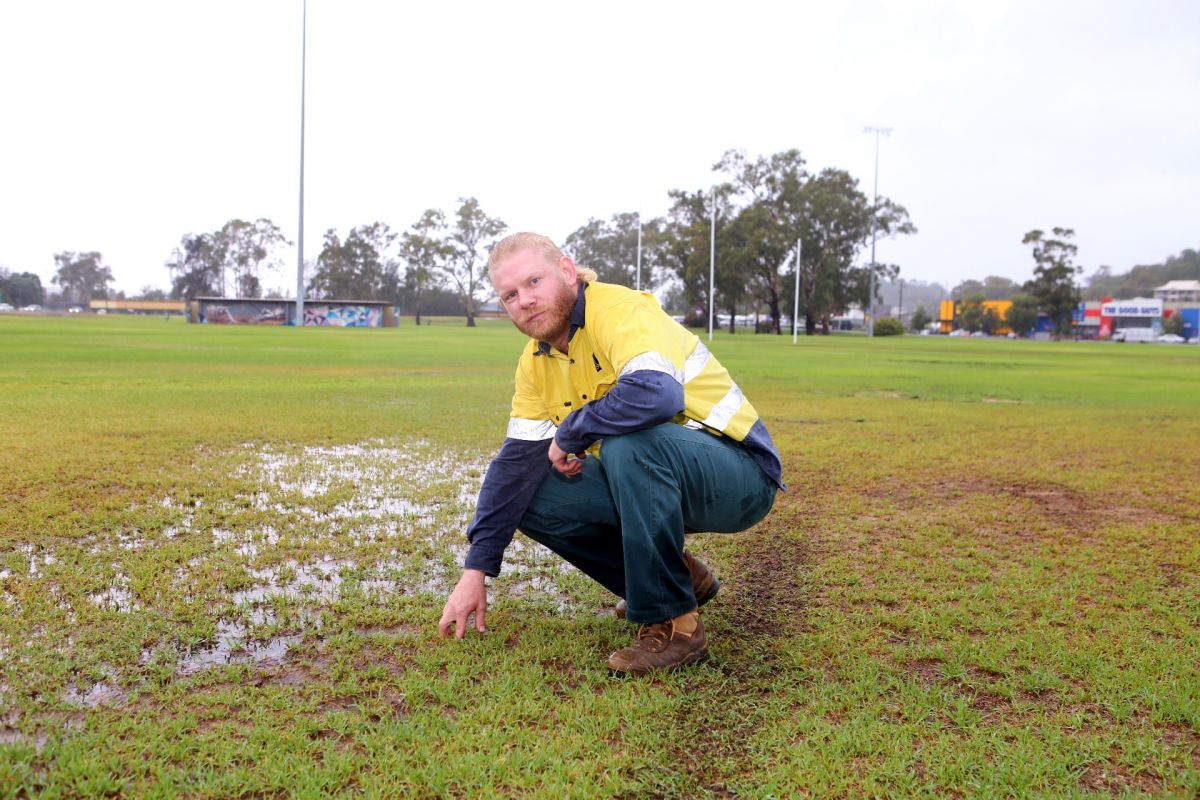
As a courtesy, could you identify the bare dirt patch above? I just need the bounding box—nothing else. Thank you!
[1077,760,1163,796]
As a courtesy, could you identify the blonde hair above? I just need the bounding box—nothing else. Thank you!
[489,231,598,283]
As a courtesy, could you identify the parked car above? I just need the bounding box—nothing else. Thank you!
[1157,333,1185,344]
[67,306,83,314]
[0,302,13,312]
[19,304,43,312]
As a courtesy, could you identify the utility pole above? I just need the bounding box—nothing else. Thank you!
[635,215,643,292]
[708,189,716,342]
[792,238,801,344]
[295,0,308,327]
[864,126,892,337]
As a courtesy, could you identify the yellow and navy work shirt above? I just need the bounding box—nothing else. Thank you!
[464,281,783,576]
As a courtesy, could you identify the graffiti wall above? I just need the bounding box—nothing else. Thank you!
[190,298,393,326]
[201,301,288,325]
[303,305,383,328]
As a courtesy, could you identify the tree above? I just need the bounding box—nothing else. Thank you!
[218,218,290,299]
[656,187,733,332]
[712,150,916,335]
[3,272,45,307]
[307,223,400,301]
[951,279,986,300]
[165,219,290,300]
[166,233,222,299]
[1006,294,1039,336]
[137,285,168,301]
[1023,227,1081,338]
[564,212,644,286]
[909,305,931,332]
[957,294,987,333]
[982,275,1021,300]
[955,276,1020,300]
[398,209,452,325]
[1083,248,1200,300]
[438,197,506,327]
[52,251,113,304]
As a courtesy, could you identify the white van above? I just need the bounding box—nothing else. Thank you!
[1112,327,1157,343]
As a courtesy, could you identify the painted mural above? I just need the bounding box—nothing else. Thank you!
[202,302,288,325]
[303,305,383,328]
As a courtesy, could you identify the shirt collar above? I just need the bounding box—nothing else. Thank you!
[535,282,588,356]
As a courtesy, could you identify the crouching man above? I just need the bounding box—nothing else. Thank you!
[438,232,783,675]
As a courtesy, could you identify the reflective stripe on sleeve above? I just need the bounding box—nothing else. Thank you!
[683,341,711,383]
[700,383,745,431]
[506,418,558,441]
[619,351,683,384]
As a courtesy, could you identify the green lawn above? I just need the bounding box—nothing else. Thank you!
[0,315,1197,798]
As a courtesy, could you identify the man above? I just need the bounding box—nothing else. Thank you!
[438,232,783,675]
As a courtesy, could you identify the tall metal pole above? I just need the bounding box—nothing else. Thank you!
[864,126,891,337]
[792,238,801,343]
[295,0,308,326]
[635,216,643,292]
[708,189,716,342]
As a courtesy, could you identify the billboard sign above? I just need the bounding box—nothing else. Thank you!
[1100,299,1162,318]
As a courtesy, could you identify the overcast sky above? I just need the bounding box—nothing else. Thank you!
[1,0,1196,296]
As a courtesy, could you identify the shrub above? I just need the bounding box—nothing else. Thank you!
[874,317,904,336]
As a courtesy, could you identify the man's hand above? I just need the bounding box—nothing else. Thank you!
[548,440,586,477]
[438,569,488,639]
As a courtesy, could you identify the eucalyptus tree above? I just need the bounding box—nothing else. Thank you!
[52,251,114,304]
[1022,227,1081,338]
[398,209,452,325]
[438,197,506,327]
[307,222,399,301]
[564,212,644,287]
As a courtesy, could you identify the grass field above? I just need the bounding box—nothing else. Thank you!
[0,314,1197,798]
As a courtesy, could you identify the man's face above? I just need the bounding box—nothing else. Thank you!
[491,248,578,344]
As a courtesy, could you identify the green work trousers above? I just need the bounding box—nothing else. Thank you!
[517,423,777,624]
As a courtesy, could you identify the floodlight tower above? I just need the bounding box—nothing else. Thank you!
[295,0,308,326]
[864,125,892,337]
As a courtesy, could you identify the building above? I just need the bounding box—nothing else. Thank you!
[1154,280,1200,303]
[187,297,397,327]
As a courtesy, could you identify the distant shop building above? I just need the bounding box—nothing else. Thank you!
[1100,297,1162,336]
[188,298,397,327]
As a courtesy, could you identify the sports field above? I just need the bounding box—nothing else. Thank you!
[0,314,1197,798]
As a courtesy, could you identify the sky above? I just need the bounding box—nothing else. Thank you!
[1,0,1197,297]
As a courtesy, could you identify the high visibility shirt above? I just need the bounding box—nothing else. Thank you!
[464,281,783,576]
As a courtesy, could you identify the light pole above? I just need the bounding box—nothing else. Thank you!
[708,188,716,342]
[635,214,643,292]
[864,126,891,337]
[792,238,802,344]
[295,0,308,326]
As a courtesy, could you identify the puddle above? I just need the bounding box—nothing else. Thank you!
[89,572,138,612]
[9,440,587,684]
[176,620,301,675]
[242,441,487,524]
[63,681,126,708]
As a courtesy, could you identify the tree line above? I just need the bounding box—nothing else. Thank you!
[5,149,925,333]
[165,149,920,333]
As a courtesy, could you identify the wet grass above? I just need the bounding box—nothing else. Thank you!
[1,314,1198,797]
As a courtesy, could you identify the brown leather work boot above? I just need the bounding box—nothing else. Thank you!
[614,552,719,620]
[608,609,707,676]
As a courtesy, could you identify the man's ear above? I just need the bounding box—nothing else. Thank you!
[559,256,578,286]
